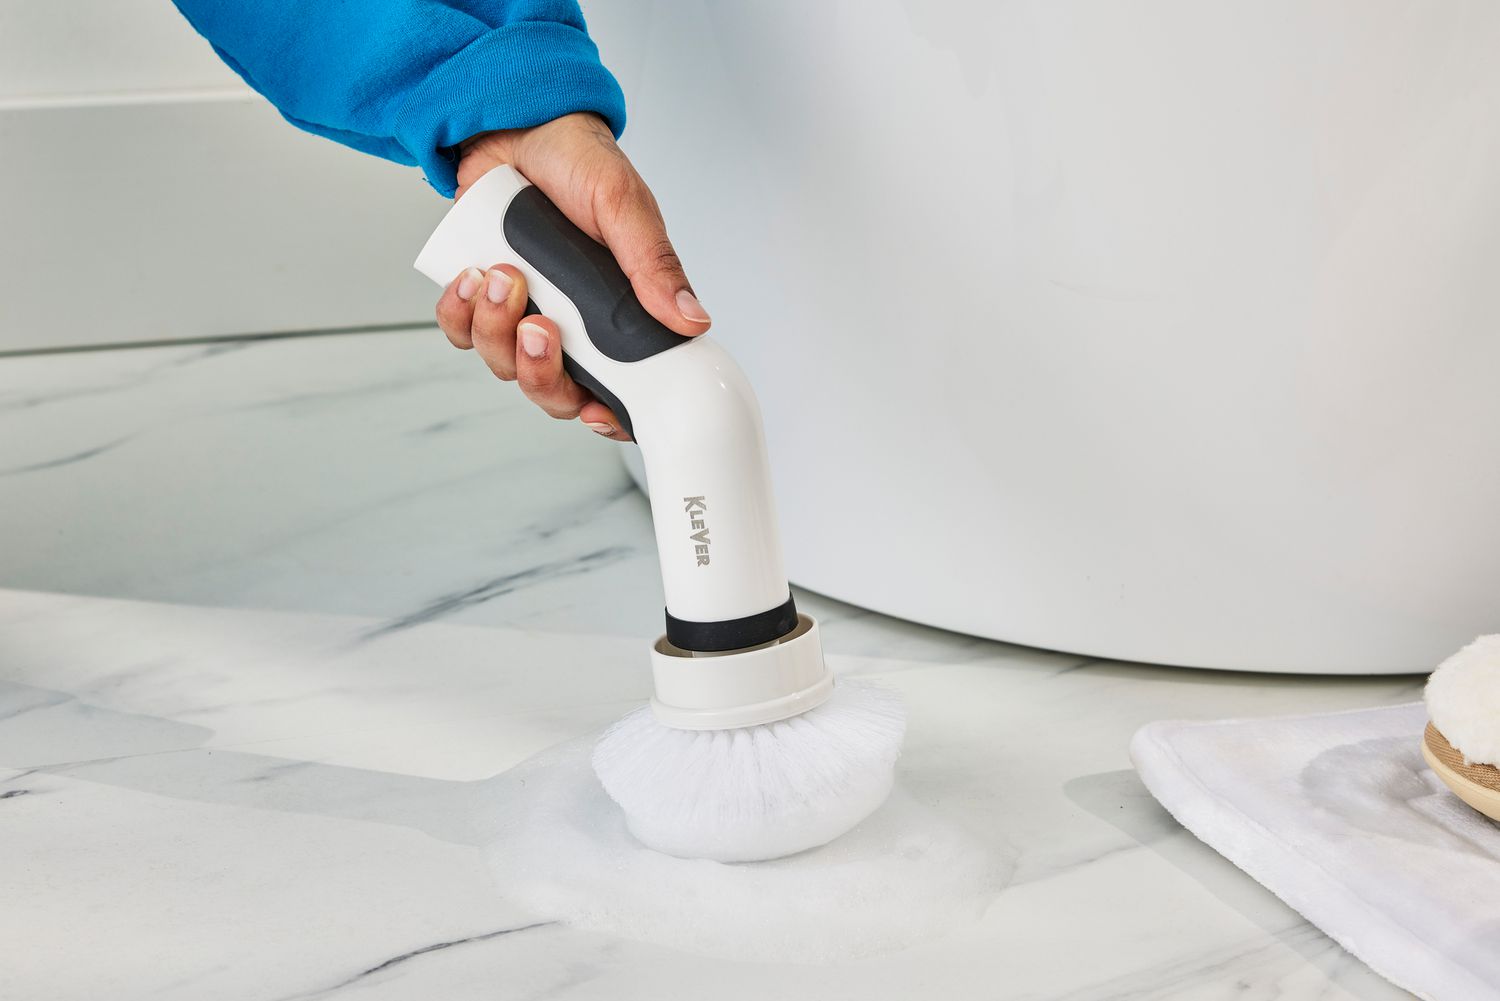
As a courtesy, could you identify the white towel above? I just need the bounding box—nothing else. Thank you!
[1131,703,1500,1001]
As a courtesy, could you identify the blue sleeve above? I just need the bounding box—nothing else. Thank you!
[171,0,626,196]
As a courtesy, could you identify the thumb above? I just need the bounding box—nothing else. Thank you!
[595,179,711,337]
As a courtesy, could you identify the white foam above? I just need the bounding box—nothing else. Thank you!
[480,735,1013,963]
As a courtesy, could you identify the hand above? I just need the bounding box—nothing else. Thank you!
[434,113,710,441]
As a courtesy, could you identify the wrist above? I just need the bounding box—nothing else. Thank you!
[455,113,615,197]
[455,130,516,191]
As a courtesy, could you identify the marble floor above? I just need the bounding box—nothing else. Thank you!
[1,330,1423,999]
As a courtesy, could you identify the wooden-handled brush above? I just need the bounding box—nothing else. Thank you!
[1423,635,1500,824]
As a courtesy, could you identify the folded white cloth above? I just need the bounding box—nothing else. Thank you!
[1131,703,1500,1001]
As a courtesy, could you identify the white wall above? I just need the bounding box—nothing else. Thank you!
[0,1,441,351]
[0,0,244,98]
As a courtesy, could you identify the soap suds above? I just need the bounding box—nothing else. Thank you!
[480,735,1013,962]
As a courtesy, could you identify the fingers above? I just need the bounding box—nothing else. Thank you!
[514,315,592,420]
[438,265,630,442]
[463,114,708,337]
[579,399,631,442]
[594,175,712,338]
[470,265,527,381]
[435,268,484,349]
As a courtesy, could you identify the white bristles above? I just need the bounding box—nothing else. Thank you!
[592,680,906,862]
[1425,634,1500,766]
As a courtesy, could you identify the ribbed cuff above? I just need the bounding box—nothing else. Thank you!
[393,21,627,196]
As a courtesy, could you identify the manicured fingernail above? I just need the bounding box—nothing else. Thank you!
[675,288,711,323]
[485,269,512,304]
[519,322,548,358]
[456,268,484,301]
[585,421,616,437]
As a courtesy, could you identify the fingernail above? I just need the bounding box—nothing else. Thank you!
[485,269,512,304]
[519,322,548,358]
[585,421,616,437]
[456,268,484,301]
[675,288,711,323]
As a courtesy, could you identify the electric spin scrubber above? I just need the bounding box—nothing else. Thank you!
[414,165,905,862]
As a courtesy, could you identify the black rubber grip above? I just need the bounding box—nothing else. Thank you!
[521,296,638,442]
[503,186,691,363]
[664,593,799,653]
[563,356,636,441]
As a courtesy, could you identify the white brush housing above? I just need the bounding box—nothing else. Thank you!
[415,165,833,731]
[650,614,832,730]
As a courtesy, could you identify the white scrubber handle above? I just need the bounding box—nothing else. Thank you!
[414,165,797,652]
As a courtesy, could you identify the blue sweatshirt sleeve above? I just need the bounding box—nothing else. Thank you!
[171,0,626,196]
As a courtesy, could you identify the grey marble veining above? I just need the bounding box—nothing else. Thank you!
[0,331,1424,999]
[0,331,661,638]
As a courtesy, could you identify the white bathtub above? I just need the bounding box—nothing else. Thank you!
[598,1,1500,673]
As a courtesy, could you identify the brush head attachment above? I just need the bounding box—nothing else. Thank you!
[1425,634,1500,768]
[593,677,906,862]
[648,613,834,730]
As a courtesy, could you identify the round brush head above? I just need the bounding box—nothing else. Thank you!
[592,678,906,862]
[1423,634,1500,823]
[1424,634,1500,768]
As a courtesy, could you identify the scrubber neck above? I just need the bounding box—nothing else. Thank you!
[413,165,798,651]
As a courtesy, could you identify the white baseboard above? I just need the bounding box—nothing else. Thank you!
[0,96,443,351]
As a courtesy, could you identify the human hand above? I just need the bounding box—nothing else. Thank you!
[433,113,710,440]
